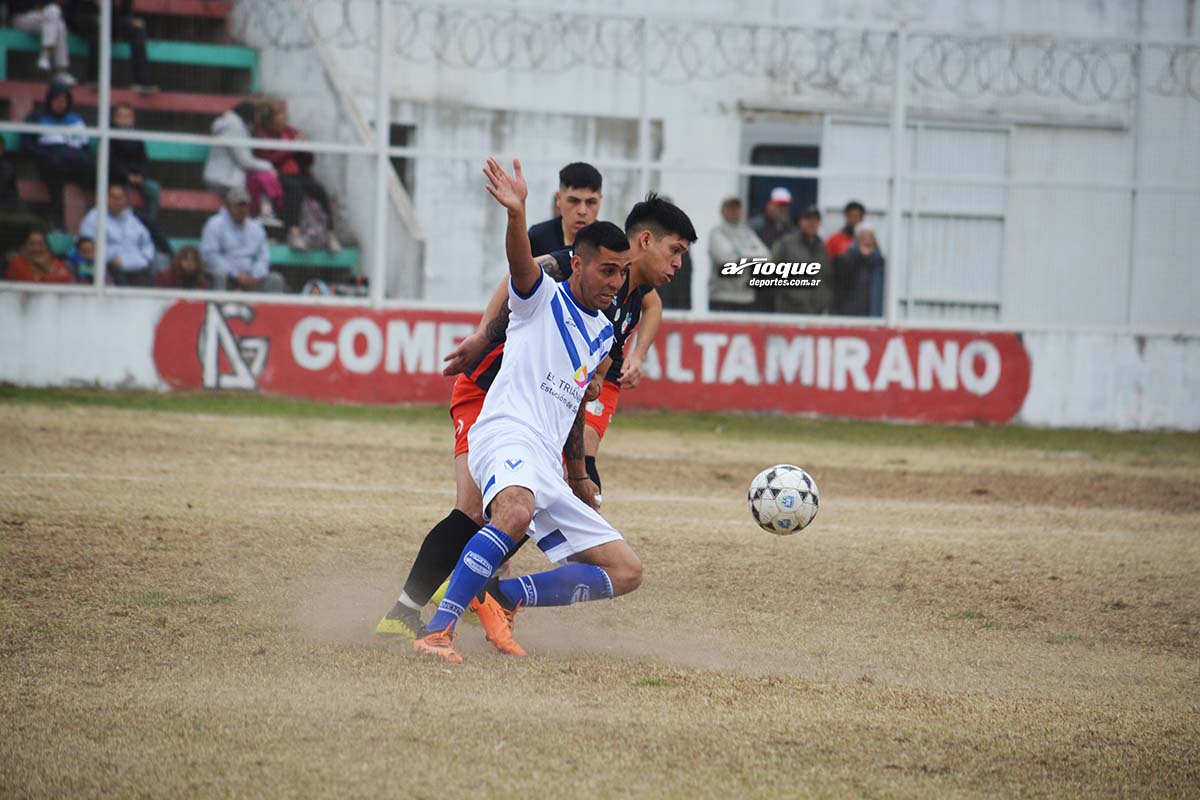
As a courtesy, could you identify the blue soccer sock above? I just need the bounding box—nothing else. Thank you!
[425,524,515,633]
[498,563,614,607]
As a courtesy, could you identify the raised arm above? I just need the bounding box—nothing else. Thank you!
[482,157,540,295]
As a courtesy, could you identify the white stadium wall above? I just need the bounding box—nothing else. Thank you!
[233,0,1200,329]
[3,290,1198,431]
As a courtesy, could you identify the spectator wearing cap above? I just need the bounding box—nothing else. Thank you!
[200,187,286,293]
[770,204,831,315]
[708,196,770,312]
[79,183,156,287]
[749,187,795,248]
[825,200,865,265]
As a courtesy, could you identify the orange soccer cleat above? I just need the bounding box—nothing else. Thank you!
[412,625,464,664]
[469,593,526,657]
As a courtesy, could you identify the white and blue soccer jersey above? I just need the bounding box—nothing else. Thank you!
[471,272,615,459]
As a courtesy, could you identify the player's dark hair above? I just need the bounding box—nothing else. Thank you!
[624,192,698,243]
[844,200,866,215]
[559,162,602,192]
[573,221,630,259]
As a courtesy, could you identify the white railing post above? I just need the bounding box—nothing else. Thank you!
[637,14,651,199]
[885,25,909,327]
[1124,38,1146,325]
[370,0,394,308]
[93,0,113,288]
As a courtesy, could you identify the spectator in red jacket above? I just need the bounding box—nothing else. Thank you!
[254,104,341,252]
[5,227,73,283]
[825,200,865,264]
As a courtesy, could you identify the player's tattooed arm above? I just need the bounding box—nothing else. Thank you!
[564,404,599,510]
[622,290,662,389]
[444,255,566,375]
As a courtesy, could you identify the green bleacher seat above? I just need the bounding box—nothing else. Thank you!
[0,28,258,90]
[47,231,359,272]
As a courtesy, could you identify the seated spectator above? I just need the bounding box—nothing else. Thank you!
[708,196,770,312]
[204,102,283,227]
[8,0,76,85]
[5,227,72,283]
[254,104,341,252]
[79,183,156,287]
[64,234,109,283]
[27,82,95,230]
[64,0,156,91]
[200,187,285,293]
[825,200,865,265]
[110,104,161,220]
[156,245,208,290]
[771,205,832,315]
[0,135,48,258]
[832,226,885,317]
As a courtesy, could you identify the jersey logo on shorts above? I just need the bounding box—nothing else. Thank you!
[504,458,524,471]
[586,399,604,416]
[455,418,465,436]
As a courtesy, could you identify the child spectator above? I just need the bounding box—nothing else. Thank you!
[204,102,283,227]
[26,82,95,230]
[5,227,72,282]
[156,245,208,290]
[65,234,107,283]
[254,104,341,252]
[8,1,76,85]
[79,183,156,287]
[109,103,161,220]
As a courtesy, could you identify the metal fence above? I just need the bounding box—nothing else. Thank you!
[2,0,1198,330]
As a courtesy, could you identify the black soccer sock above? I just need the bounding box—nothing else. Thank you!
[585,456,602,491]
[400,509,480,607]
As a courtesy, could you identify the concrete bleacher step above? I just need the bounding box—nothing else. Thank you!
[2,80,248,139]
[0,29,258,94]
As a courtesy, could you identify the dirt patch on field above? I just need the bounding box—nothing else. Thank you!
[2,403,1199,798]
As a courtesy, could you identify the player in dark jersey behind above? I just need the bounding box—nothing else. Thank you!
[527,162,603,255]
[376,195,697,652]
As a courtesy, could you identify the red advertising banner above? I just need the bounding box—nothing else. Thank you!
[153,301,1031,423]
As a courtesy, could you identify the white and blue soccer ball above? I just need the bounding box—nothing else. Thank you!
[748,464,819,535]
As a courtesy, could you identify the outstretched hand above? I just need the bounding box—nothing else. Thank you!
[442,330,490,376]
[483,157,528,215]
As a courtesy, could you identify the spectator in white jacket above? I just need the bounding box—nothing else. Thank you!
[200,187,285,293]
[78,183,156,287]
[202,102,283,227]
[708,196,771,312]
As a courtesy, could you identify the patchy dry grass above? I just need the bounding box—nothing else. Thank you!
[1,395,1198,798]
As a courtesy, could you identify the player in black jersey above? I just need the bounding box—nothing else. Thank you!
[376,195,697,653]
[526,162,603,255]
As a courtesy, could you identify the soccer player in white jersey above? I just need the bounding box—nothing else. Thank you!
[413,157,644,664]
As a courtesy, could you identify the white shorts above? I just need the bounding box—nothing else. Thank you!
[468,423,623,564]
